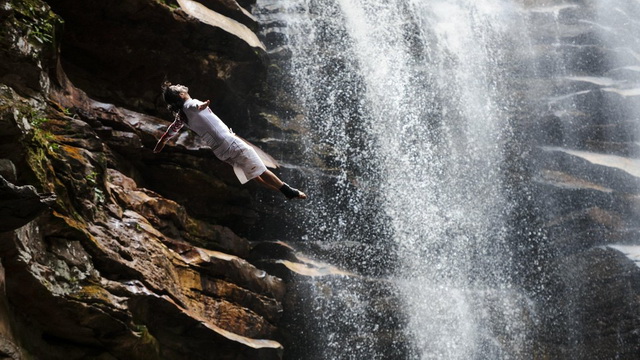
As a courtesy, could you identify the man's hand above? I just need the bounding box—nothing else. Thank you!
[198,100,210,111]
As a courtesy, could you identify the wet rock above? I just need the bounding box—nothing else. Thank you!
[0,175,55,232]
[106,168,251,257]
[0,215,285,359]
[540,247,640,359]
[0,158,287,359]
[0,0,290,356]
[0,160,17,183]
[128,288,283,360]
[249,242,414,360]
[0,0,61,96]
[45,0,267,126]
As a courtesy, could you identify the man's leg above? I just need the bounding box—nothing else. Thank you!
[254,171,282,192]
[254,170,307,199]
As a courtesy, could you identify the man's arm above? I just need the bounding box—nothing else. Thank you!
[153,131,172,153]
[197,100,211,111]
[153,115,185,153]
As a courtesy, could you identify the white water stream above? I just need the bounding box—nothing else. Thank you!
[254,0,640,358]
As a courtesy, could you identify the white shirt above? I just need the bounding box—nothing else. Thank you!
[165,98,238,160]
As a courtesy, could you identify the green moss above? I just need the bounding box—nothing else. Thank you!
[156,0,179,9]
[22,108,60,160]
[132,324,161,359]
[30,116,48,128]
[16,105,84,221]
[9,0,63,46]
[85,171,106,204]
[0,0,64,57]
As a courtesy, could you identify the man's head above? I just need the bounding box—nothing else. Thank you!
[170,84,189,97]
[162,81,188,113]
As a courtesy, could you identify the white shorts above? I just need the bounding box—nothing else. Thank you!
[222,139,267,184]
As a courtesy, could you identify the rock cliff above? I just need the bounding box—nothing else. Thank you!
[511,3,640,357]
[255,1,640,358]
[3,0,640,359]
[0,0,309,358]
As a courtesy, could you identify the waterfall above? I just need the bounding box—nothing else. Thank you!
[255,0,640,358]
[341,1,536,358]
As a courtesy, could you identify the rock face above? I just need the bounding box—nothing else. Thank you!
[0,0,301,359]
[515,2,640,357]
[253,0,640,358]
[0,175,56,232]
[45,0,265,121]
[249,241,414,360]
[3,0,640,359]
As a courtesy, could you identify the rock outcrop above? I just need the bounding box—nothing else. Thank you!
[516,2,640,357]
[254,0,640,358]
[0,0,301,359]
[249,241,414,360]
[4,0,639,359]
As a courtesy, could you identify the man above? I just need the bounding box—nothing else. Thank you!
[154,82,307,200]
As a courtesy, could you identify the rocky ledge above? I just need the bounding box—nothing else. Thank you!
[0,0,309,359]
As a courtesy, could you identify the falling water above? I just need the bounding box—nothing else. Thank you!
[255,0,640,358]
[347,1,534,358]
[257,0,535,358]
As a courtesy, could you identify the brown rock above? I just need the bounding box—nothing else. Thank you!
[0,176,55,232]
[0,27,284,360]
[0,1,61,96]
[106,168,251,256]
[45,0,267,123]
[0,0,294,359]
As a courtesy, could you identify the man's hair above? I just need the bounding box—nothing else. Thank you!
[161,81,188,114]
